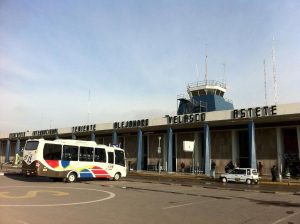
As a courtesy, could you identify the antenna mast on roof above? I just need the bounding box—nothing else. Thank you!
[196,64,200,81]
[205,45,208,83]
[263,59,268,105]
[88,89,91,123]
[222,62,226,84]
[272,37,278,104]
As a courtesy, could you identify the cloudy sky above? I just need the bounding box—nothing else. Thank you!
[1,0,300,133]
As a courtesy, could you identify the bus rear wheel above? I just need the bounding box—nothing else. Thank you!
[113,172,121,181]
[67,172,77,183]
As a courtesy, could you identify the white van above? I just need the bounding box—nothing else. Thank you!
[220,168,259,184]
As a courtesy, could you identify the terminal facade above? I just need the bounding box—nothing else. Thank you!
[1,80,300,178]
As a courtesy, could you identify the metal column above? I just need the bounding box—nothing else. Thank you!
[136,128,143,171]
[112,131,117,145]
[5,139,10,163]
[167,127,173,173]
[15,138,20,154]
[276,128,284,181]
[248,120,257,169]
[204,123,211,176]
[91,132,96,141]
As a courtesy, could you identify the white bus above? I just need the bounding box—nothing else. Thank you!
[22,139,127,182]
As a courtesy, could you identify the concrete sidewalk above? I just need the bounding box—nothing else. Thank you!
[127,170,300,186]
[1,163,299,186]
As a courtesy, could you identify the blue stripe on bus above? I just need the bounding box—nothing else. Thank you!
[61,160,70,168]
[80,170,93,178]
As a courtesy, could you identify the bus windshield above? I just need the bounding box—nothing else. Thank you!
[25,141,39,151]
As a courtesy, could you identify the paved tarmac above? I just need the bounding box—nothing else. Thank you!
[1,163,299,194]
[1,173,300,224]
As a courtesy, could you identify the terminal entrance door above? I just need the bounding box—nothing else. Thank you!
[239,131,249,168]
[283,128,300,177]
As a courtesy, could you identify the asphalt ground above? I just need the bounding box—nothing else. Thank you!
[1,174,300,224]
[1,164,300,194]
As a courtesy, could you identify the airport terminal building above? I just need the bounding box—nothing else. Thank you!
[1,80,300,178]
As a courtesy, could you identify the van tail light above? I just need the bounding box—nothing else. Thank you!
[36,161,40,168]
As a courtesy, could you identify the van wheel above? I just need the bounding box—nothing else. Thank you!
[221,177,227,183]
[246,179,252,185]
[113,172,121,181]
[67,172,77,183]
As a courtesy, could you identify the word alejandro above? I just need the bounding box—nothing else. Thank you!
[114,119,149,129]
[167,113,206,124]
[72,124,96,133]
[233,105,277,119]
[33,129,58,136]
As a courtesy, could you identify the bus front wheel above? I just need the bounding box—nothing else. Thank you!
[67,172,77,183]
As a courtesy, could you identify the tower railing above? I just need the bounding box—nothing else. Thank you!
[187,80,227,89]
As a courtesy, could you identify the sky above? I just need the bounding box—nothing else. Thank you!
[1,0,300,133]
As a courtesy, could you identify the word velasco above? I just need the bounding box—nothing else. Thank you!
[167,113,206,124]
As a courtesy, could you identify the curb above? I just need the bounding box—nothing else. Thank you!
[128,172,300,186]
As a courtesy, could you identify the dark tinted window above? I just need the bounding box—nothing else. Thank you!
[43,143,62,160]
[25,141,39,150]
[115,150,125,166]
[94,148,106,162]
[108,152,114,164]
[79,147,94,161]
[237,169,246,175]
[62,145,78,161]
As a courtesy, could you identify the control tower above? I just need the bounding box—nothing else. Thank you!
[177,80,234,115]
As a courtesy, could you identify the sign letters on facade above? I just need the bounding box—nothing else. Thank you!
[114,119,149,129]
[9,132,26,139]
[33,129,58,136]
[167,113,206,125]
[233,105,277,119]
[72,124,96,133]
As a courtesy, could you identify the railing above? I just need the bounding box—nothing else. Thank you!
[187,80,227,89]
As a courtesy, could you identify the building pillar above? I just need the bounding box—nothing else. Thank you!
[72,133,76,140]
[91,132,96,141]
[167,127,173,173]
[248,120,257,169]
[276,128,284,181]
[5,139,10,163]
[112,131,117,145]
[0,141,2,163]
[231,130,239,167]
[136,128,143,171]
[204,123,211,176]
[194,132,202,172]
[297,126,300,161]
[15,138,21,154]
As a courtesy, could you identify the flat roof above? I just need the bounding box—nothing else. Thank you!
[2,102,300,140]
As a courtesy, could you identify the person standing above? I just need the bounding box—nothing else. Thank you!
[211,160,216,179]
[271,165,277,182]
[258,161,263,176]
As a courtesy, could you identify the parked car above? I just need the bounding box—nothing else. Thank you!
[220,168,259,184]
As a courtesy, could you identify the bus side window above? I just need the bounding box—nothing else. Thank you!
[43,143,62,160]
[62,145,78,161]
[108,152,114,164]
[94,148,106,162]
[115,150,125,166]
[79,146,93,162]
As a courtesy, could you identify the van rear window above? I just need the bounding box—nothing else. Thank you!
[25,141,39,150]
